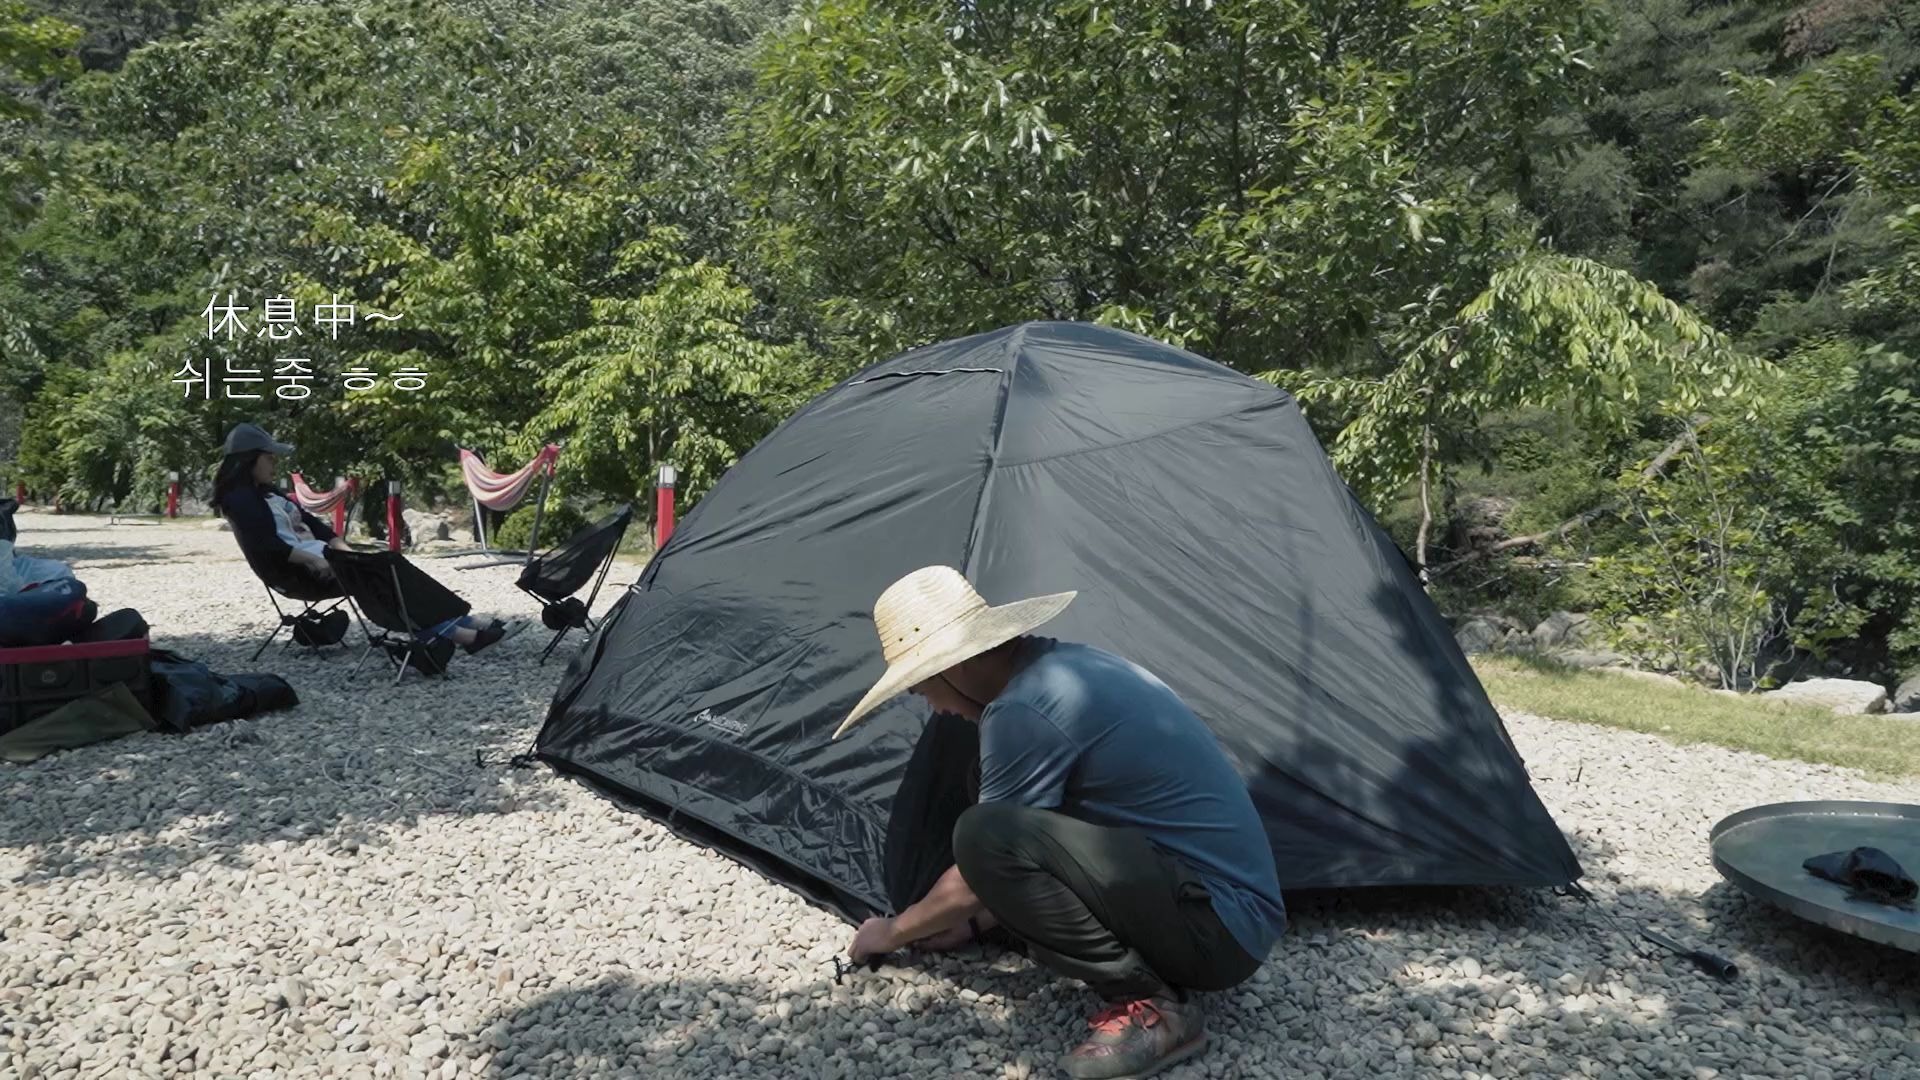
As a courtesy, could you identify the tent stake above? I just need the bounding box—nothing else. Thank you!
[1560,883,1737,981]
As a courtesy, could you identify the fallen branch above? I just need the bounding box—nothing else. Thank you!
[1429,416,1707,577]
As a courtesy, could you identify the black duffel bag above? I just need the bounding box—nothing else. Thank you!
[79,608,150,643]
[291,607,349,647]
[148,648,298,734]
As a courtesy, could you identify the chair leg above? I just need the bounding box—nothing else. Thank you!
[539,626,571,665]
[351,636,388,678]
[252,623,283,663]
[257,586,295,662]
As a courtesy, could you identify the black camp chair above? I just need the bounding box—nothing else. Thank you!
[516,504,632,664]
[0,496,17,542]
[323,547,473,685]
[239,545,354,662]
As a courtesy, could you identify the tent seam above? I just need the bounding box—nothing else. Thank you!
[958,326,1023,578]
[851,367,1003,383]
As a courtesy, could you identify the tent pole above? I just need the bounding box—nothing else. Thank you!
[473,492,488,552]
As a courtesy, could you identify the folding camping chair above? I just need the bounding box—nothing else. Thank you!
[0,497,16,542]
[323,547,474,685]
[516,504,632,664]
[239,546,354,662]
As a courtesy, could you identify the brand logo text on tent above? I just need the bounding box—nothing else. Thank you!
[693,708,747,737]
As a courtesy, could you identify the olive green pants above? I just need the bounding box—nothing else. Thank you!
[953,801,1262,1001]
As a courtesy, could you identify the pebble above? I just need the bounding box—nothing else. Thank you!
[3,515,1918,1079]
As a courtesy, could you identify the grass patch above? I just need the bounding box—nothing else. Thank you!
[1472,654,1920,780]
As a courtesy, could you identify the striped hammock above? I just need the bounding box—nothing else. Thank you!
[288,473,354,515]
[459,444,561,512]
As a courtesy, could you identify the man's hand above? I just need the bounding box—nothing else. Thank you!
[848,916,899,963]
[909,922,974,952]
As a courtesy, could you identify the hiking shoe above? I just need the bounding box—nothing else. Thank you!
[1061,994,1206,1080]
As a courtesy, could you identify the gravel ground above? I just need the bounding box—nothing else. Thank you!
[3,512,1918,1080]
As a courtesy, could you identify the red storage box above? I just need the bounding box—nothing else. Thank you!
[0,637,154,736]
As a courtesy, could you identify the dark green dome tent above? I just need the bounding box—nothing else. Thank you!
[536,321,1582,921]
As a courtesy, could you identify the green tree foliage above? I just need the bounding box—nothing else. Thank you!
[741,0,1614,372]
[1588,338,1920,680]
[3,0,796,515]
[742,0,1779,582]
[1265,252,1765,513]
[1588,427,1780,690]
[526,226,802,504]
[0,1,80,239]
[0,3,80,121]
[19,1,212,73]
[1446,0,1920,677]
[1531,0,1917,353]
[490,497,586,553]
[1704,51,1920,347]
[1739,338,1919,670]
[2,0,1913,679]
[0,1,80,470]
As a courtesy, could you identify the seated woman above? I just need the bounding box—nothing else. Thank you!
[213,422,507,655]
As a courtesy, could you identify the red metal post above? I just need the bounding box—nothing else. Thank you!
[386,480,403,553]
[332,476,348,535]
[166,471,180,518]
[655,464,677,549]
[15,483,25,503]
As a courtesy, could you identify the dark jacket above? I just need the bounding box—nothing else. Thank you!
[220,483,337,571]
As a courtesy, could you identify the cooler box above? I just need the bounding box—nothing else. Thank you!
[0,637,153,735]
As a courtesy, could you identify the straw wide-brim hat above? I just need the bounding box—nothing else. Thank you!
[833,566,1075,739]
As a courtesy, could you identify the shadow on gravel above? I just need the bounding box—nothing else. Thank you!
[469,972,1027,1080]
[457,866,1918,1080]
[1696,880,1919,995]
[19,542,176,567]
[460,922,1735,1080]
[0,614,574,887]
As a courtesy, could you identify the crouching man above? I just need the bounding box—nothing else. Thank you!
[837,566,1288,1080]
